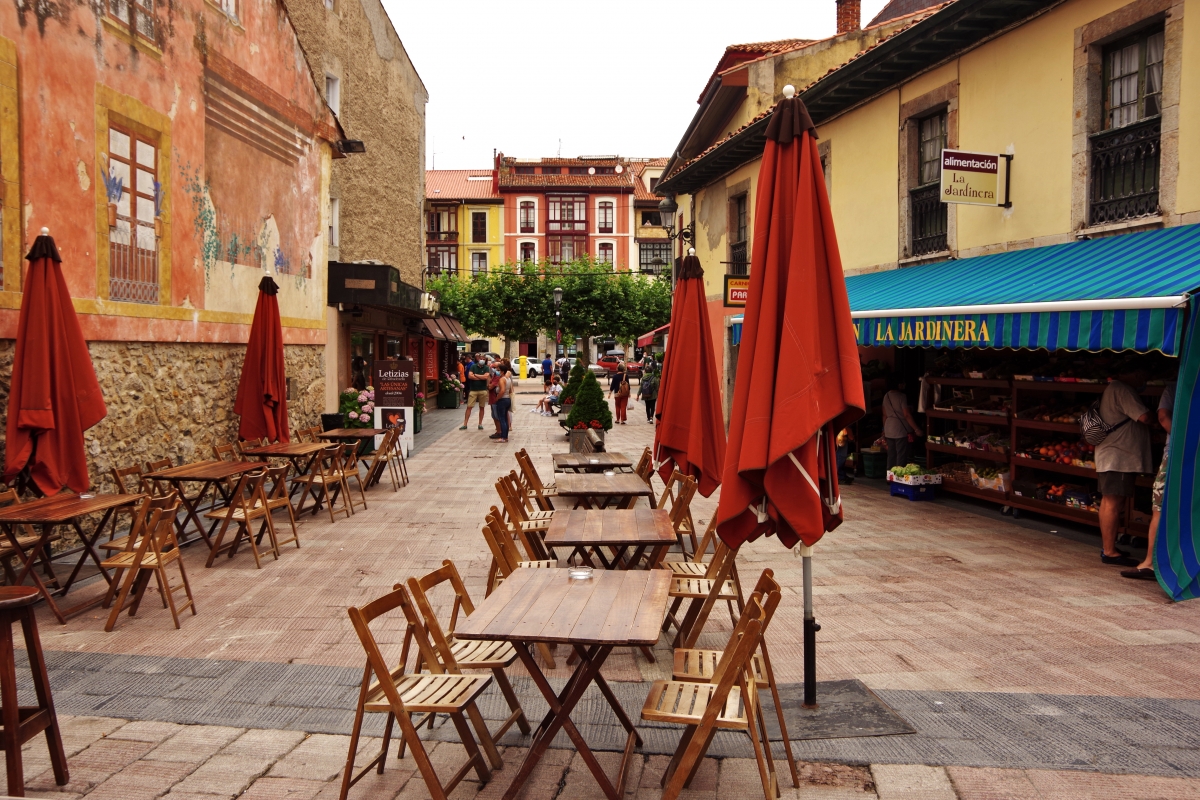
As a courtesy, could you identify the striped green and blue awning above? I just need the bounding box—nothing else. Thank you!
[845,224,1200,356]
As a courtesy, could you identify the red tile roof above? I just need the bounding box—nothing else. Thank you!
[425,170,498,200]
[498,173,634,190]
[725,38,813,54]
[665,4,950,182]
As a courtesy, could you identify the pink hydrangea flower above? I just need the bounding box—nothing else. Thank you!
[359,413,370,422]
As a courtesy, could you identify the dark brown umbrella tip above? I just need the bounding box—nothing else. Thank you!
[677,254,704,280]
[765,95,817,144]
[25,232,61,263]
[258,276,280,295]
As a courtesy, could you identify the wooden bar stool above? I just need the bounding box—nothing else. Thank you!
[0,586,68,796]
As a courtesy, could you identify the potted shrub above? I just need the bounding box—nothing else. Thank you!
[338,386,375,452]
[413,391,425,433]
[558,359,586,420]
[564,371,612,450]
[438,373,463,409]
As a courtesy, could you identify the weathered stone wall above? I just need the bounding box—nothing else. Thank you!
[0,340,324,493]
[286,0,428,286]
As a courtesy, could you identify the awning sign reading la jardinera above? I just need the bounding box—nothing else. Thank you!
[844,223,1200,357]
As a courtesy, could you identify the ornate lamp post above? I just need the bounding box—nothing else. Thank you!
[658,195,695,288]
[553,286,563,357]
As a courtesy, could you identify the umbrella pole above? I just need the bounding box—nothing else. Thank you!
[800,542,819,707]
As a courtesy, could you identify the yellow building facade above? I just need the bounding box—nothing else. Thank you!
[424,170,505,283]
[659,0,1200,416]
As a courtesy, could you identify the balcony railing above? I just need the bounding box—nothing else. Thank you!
[910,183,947,257]
[728,241,748,276]
[1089,116,1161,226]
[426,230,458,242]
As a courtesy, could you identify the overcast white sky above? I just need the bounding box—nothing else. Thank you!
[381,0,892,170]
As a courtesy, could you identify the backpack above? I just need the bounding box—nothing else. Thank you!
[1080,399,1128,445]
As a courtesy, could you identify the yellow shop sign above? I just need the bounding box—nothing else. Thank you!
[940,150,1012,208]
[724,275,750,307]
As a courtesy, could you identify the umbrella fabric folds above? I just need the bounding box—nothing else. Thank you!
[235,276,290,443]
[716,93,864,549]
[3,231,108,494]
[654,254,727,497]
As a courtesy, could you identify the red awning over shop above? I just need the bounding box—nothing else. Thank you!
[637,323,669,347]
[422,318,449,340]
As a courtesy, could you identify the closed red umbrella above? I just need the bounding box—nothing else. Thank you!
[653,252,727,497]
[3,229,108,494]
[235,276,290,443]
[716,89,864,550]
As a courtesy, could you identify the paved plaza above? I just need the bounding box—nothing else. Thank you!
[5,389,1200,799]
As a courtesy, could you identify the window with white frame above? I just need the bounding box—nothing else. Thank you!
[519,241,536,262]
[598,242,614,263]
[108,124,160,304]
[471,252,487,276]
[597,200,614,233]
[519,200,535,233]
[325,74,341,116]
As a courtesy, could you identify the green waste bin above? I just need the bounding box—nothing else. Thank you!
[861,450,887,479]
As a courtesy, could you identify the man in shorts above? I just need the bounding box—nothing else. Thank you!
[541,353,554,390]
[1095,379,1153,566]
[1123,383,1175,580]
[460,355,490,430]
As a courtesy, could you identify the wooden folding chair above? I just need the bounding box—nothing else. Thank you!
[644,474,697,569]
[494,475,555,546]
[672,569,798,787]
[212,442,243,462]
[262,464,300,552]
[104,464,149,550]
[387,427,410,485]
[203,469,280,568]
[514,449,556,511]
[479,515,557,669]
[339,587,497,800]
[339,448,369,513]
[235,438,267,458]
[294,444,353,522]
[102,496,197,632]
[0,489,61,590]
[662,516,742,621]
[643,594,777,800]
[100,493,177,609]
[664,540,743,649]
[406,561,531,744]
[361,429,402,492]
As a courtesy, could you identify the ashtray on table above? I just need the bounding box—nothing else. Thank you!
[568,567,594,580]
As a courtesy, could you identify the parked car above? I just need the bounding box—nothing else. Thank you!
[590,355,642,377]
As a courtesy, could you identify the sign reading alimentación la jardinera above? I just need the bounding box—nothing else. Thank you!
[940,150,1006,206]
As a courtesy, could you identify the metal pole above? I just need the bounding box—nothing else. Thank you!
[800,542,818,707]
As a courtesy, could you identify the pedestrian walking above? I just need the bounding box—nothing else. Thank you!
[638,365,658,424]
[541,353,554,390]
[1095,378,1152,566]
[558,355,570,382]
[609,363,629,424]
[881,376,922,469]
[460,356,489,430]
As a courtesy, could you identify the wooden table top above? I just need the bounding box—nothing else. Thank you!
[544,509,674,547]
[146,460,264,481]
[456,568,670,646]
[242,442,329,457]
[555,473,653,497]
[0,492,144,524]
[553,452,634,470]
[318,428,385,439]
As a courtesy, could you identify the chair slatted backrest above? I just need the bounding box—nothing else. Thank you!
[407,560,475,668]
[0,488,40,540]
[706,595,768,695]
[480,515,521,580]
[514,450,554,510]
[634,447,654,488]
[143,458,174,497]
[111,464,147,496]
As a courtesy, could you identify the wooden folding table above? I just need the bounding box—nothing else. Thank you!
[317,428,385,457]
[456,568,670,800]
[241,442,328,496]
[554,473,655,509]
[0,493,144,623]
[544,508,674,570]
[144,460,263,547]
[552,452,634,473]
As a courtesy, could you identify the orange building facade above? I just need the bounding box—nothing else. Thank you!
[0,0,344,486]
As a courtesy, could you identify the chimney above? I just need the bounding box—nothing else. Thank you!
[836,0,861,34]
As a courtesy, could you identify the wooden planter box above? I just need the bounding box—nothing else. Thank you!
[568,429,605,453]
[413,411,423,434]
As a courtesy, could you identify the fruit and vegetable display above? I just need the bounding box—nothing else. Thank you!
[1012,481,1100,512]
[1014,438,1095,469]
[1015,403,1088,424]
[888,464,942,485]
[970,465,1010,492]
[924,348,1177,385]
[934,462,975,485]
[927,430,1008,453]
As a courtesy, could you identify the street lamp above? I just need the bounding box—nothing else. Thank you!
[553,286,563,357]
[658,195,694,287]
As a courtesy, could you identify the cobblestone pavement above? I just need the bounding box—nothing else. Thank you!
[5,388,1199,798]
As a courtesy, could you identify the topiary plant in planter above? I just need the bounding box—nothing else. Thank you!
[558,359,587,423]
[564,370,612,432]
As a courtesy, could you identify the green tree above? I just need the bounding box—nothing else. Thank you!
[565,371,613,431]
[560,358,586,405]
[429,257,671,362]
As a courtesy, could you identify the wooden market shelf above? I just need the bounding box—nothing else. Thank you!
[926,443,1010,462]
[927,377,1010,388]
[1011,457,1097,480]
[1008,494,1099,526]
[1013,418,1081,434]
[1012,380,1105,393]
[926,409,1010,425]
[940,479,1008,503]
